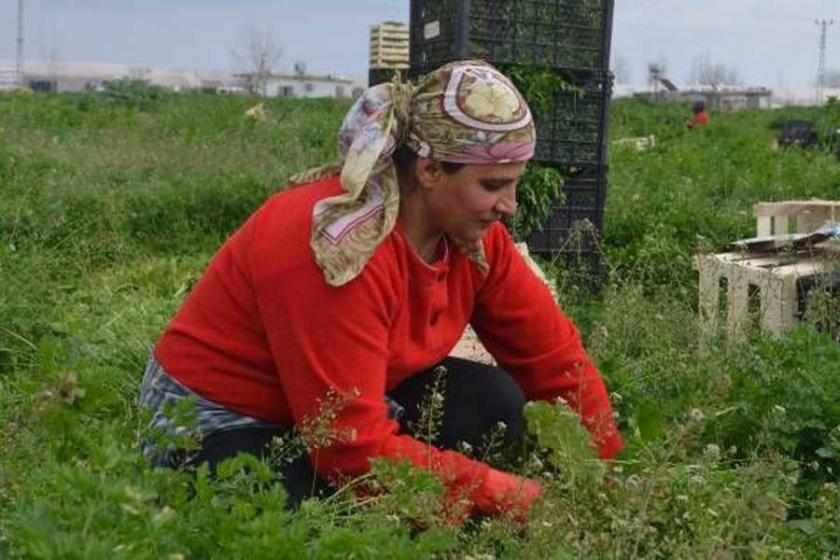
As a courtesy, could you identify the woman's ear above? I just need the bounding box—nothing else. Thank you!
[414,157,445,191]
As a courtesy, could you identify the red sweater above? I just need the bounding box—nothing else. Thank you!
[689,111,709,128]
[156,175,623,514]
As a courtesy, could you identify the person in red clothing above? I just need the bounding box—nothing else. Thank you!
[687,101,709,128]
[139,60,623,521]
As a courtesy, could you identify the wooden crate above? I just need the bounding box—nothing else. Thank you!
[754,200,840,236]
[695,199,840,342]
[694,251,832,341]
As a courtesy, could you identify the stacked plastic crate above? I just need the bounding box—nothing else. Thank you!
[408,0,615,284]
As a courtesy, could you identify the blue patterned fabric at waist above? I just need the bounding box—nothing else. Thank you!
[137,350,406,468]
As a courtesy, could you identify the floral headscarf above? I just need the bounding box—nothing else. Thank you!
[289,60,536,287]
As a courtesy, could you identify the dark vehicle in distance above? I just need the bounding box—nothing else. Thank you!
[778,120,819,148]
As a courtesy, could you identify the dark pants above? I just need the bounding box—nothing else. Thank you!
[186,357,526,507]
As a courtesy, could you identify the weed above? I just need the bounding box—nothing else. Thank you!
[407,365,448,448]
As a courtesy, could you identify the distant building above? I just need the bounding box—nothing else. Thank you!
[192,69,245,94]
[128,67,204,92]
[614,81,840,108]
[0,68,19,91]
[13,60,130,92]
[368,21,409,86]
[0,60,245,93]
[770,87,840,107]
[629,81,773,110]
[0,59,354,98]
[239,69,355,98]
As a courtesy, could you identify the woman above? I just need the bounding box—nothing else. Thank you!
[687,101,709,128]
[139,60,623,520]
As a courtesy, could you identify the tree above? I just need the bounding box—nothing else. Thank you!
[690,52,740,87]
[230,25,282,96]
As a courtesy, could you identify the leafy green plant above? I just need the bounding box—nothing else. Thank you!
[510,162,564,241]
[100,79,167,111]
[504,65,582,116]
[524,400,604,488]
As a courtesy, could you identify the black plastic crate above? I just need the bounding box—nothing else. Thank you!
[409,0,615,75]
[527,164,607,250]
[526,164,607,283]
[531,69,612,167]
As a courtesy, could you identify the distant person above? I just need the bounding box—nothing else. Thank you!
[687,101,709,129]
[138,60,623,522]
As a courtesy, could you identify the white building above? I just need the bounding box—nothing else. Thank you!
[0,59,243,93]
[622,81,773,110]
[617,79,840,109]
[0,60,357,99]
[770,86,840,107]
[244,70,356,99]
[13,60,131,92]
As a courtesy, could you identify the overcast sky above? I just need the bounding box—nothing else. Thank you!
[0,0,838,88]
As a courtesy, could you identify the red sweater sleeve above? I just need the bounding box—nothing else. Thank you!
[248,209,498,512]
[471,226,624,459]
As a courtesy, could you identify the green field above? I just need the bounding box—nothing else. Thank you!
[2,88,840,558]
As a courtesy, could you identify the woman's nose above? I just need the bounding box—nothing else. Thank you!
[495,190,518,218]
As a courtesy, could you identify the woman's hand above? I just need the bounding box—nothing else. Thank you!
[475,468,543,523]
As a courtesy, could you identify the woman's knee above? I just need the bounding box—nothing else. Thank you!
[438,357,527,447]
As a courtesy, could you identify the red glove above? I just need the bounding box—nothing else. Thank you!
[471,468,542,522]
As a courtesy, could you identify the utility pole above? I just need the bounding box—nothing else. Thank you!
[16,0,25,87]
[816,18,834,106]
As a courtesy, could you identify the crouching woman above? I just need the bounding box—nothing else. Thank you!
[138,60,623,521]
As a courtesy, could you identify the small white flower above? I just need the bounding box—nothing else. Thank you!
[704,444,721,459]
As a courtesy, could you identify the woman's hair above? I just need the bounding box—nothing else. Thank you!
[392,145,465,175]
[693,101,706,114]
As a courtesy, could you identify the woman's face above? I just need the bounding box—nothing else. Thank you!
[418,159,528,242]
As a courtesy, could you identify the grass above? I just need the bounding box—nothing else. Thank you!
[1,88,840,558]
